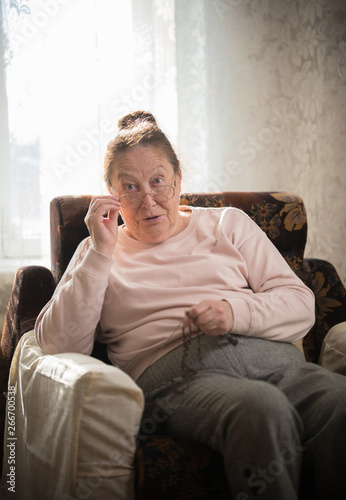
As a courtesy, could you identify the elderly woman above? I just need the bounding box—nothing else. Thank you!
[35,111,346,500]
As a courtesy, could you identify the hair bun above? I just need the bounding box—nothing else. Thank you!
[118,111,157,131]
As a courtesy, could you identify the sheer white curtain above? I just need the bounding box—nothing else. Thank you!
[0,0,237,264]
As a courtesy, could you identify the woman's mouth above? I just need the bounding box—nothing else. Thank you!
[143,215,162,223]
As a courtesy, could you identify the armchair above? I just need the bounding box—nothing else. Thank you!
[1,191,346,499]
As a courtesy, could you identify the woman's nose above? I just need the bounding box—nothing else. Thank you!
[140,192,156,208]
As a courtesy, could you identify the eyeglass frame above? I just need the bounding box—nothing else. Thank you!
[119,179,177,208]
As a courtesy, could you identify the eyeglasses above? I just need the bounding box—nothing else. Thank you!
[119,183,176,209]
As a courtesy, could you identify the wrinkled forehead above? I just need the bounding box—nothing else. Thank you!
[111,145,175,182]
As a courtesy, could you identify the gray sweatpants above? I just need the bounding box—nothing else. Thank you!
[136,333,346,500]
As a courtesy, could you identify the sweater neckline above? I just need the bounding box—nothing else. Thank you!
[118,206,200,250]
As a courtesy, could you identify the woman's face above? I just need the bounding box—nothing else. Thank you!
[109,145,183,244]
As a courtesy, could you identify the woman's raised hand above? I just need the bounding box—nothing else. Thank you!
[85,196,122,257]
[183,299,234,337]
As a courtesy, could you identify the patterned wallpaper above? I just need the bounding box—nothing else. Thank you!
[178,0,346,286]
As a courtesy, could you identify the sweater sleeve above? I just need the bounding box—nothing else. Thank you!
[35,237,114,355]
[227,212,315,342]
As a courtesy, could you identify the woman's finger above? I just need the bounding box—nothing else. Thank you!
[183,300,233,336]
[84,196,122,257]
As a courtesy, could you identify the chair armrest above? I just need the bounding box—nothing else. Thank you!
[0,266,55,477]
[319,322,346,375]
[301,258,346,363]
[1,265,55,353]
[1,331,144,500]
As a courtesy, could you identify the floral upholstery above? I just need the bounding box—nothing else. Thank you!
[1,191,345,497]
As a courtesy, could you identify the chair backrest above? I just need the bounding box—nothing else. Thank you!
[50,192,307,283]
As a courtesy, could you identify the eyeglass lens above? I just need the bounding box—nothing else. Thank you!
[121,185,175,208]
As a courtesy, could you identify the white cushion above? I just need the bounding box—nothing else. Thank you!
[319,322,346,376]
[1,330,144,500]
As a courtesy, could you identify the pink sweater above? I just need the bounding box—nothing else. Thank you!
[35,207,315,380]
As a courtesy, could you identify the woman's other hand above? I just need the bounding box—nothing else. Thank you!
[183,299,234,336]
[85,196,122,257]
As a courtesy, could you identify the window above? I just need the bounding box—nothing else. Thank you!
[1,0,240,268]
[0,0,178,263]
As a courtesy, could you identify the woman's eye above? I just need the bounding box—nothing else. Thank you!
[153,177,164,185]
[124,184,137,192]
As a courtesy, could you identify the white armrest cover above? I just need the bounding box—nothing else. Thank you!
[1,331,144,500]
[319,322,346,376]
